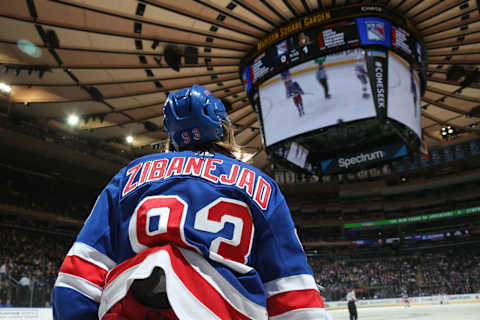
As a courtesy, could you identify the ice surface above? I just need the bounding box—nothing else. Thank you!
[259,63,376,146]
[328,303,480,320]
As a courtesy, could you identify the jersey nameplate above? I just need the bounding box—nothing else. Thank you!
[122,157,272,210]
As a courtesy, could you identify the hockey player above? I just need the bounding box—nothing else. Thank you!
[52,84,327,320]
[354,58,369,99]
[285,78,305,117]
[315,59,331,99]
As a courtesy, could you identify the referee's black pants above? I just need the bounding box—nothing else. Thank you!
[348,300,358,320]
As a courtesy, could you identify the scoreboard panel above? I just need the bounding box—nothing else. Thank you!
[242,15,424,92]
[318,20,359,52]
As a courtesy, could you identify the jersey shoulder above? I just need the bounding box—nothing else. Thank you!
[214,153,283,212]
[215,153,280,190]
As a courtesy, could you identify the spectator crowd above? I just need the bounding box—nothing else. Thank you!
[0,227,72,307]
[309,247,480,301]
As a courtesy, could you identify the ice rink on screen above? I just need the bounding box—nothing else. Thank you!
[328,303,480,320]
[387,51,422,138]
[259,49,376,147]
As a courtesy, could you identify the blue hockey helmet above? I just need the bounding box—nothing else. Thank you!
[163,84,230,150]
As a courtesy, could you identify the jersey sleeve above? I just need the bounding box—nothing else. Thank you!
[52,170,123,320]
[295,83,304,94]
[254,189,326,319]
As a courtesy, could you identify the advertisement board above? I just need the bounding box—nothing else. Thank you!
[0,308,53,320]
[320,143,407,174]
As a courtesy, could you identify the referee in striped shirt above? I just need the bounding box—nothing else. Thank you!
[346,289,358,320]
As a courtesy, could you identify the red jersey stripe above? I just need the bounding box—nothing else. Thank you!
[105,246,164,286]
[267,289,324,317]
[60,255,108,288]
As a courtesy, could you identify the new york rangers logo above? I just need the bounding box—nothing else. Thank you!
[365,21,385,41]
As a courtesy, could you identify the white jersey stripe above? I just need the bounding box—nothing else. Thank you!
[67,242,116,271]
[264,274,318,297]
[55,272,103,303]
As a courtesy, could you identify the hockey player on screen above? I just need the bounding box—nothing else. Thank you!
[52,84,327,320]
[315,58,331,99]
[354,57,370,99]
[285,78,306,117]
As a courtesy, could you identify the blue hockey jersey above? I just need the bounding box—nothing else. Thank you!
[286,82,304,98]
[52,151,326,319]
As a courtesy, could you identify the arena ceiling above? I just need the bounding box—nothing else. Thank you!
[0,0,479,172]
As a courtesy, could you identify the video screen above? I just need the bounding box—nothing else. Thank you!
[387,51,421,138]
[258,48,377,147]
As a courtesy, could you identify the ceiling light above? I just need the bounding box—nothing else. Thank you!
[0,82,12,94]
[126,135,134,144]
[441,126,459,140]
[67,114,79,126]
